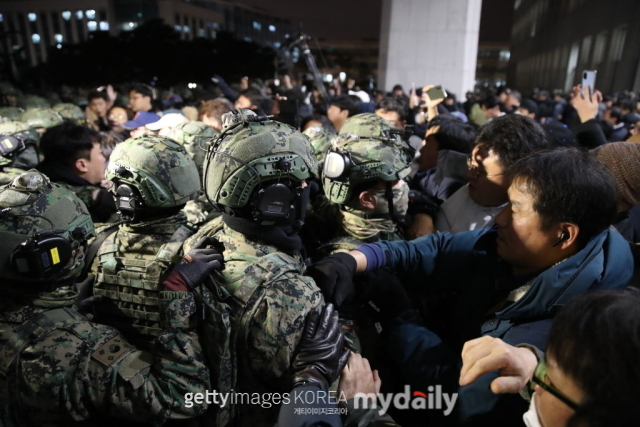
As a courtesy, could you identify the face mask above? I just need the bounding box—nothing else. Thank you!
[370,180,409,218]
[523,393,542,427]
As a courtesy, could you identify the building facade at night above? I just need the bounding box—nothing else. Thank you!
[0,0,294,67]
[507,0,640,93]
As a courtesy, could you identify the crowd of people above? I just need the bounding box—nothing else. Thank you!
[0,73,639,427]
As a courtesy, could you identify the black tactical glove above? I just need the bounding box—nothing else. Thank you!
[306,252,357,307]
[165,237,224,291]
[359,270,412,325]
[292,304,350,390]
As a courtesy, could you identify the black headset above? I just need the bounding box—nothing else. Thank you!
[11,228,85,279]
[0,133,30,160]
[551,231,569,247]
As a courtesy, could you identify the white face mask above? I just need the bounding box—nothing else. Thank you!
[523,393,542,427]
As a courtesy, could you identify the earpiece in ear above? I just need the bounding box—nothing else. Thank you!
[551,231,569,247]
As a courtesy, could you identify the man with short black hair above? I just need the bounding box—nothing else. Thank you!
[517,98,540,121]
[481,94,503,121]
[308,147,631,425]
[435,114,550,233]
[374,96,406,129]
[234,88,265,114]
[87,90,111,131]
[327,95,359,132]
[36,122,116,222]
[619,99,640,126]
[604,107,628,142]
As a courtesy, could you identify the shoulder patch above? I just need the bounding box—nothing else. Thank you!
[91,336,134,367]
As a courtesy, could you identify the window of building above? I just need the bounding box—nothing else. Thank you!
[592,31,608,65]
[610,25,627,62]
[273,41,281,48]
[183,25,190,33]
[76,10,83,20]
[175,24,182,31]
[99,21,109,31]
[28,13,37,22]
[56,44,62,49]
[253,21,261,31]
[54,34,63,43]
[62,11,71,21]
[198,28,205,37]
[244,36,252,42]
[499,50,511,61]
[268,25,276,32]
[87,21,97,31]
[0,14,3,23]
[86,10,96,20]
[31,33,41,43]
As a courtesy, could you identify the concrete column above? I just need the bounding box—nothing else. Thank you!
[378,0,482,98]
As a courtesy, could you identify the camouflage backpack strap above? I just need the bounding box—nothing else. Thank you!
[155,225,195,265]
[79,222,120,282]
[0,307,85,378]
[206,252,304,427]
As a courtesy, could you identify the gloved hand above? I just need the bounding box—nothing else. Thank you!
[292,304,350,390]
[359,270,412,325]
[163,237,224,291]
[306,252,357,307]
[75,274,103,313]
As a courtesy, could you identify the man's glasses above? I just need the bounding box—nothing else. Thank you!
[529,358,580,411]
[467,156,505,180]
[109,114,127,120]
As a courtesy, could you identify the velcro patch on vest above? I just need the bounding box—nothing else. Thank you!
[91,336,134,367]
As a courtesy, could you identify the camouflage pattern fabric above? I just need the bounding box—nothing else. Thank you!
[323,113,412,205]
[52,103,85,121]
[0,171,95,283]
[183,216,324,426]
[19,95,50,110]
[0,107,23,121]
[107,135,201,209]
[165,120,217,177]
[19,108,64,129]
[303,125,335,164]
[0,287,209,425]
[0,166,30,185]
[56,183,120,224]
[90,213,191,350]
[204,111,317,209]
[165,121,220,226]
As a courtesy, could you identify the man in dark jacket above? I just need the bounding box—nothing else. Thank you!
[309,148,632,425]
[36,121,117,222]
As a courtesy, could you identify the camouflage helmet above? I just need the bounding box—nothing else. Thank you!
[19,95,50,109]
[303,125,335,163]
[19,108,64,129]
[0,121,40,169]
[0,170,95,282]
[0,106,24,121]
[0,82,20,97]
[52,103,85,122]
[203,109,317,210]
[323,113,412,204]
[165,120,217,177]
[106,135,201,215]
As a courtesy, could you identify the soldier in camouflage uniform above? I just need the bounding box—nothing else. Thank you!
[19,107,64,135]
[317,113,413,257]
[303,125,336,166]
[0,121,40,185]
[88,135,202,351]
[19,95,50,110]
[0,170,218,426]
[183,109,324,426]
[165,120,219,228]
[0,107,24,122]
[52,102,91,127]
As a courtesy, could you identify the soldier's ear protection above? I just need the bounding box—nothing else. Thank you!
[0,134,27,159]
[114,183,143,221]
[323,148,353,181]
[11,228,85,279]
[551,231,569,247]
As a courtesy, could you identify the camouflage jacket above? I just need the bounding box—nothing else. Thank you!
[0,167,27,186]
[89,213,193,350]
[0,286,209,426]
[183,217,324,426]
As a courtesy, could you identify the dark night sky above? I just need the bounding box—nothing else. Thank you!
[232,0,513,43]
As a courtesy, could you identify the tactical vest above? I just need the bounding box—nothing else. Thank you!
[92,224,194,350]
[194,237,305,427]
